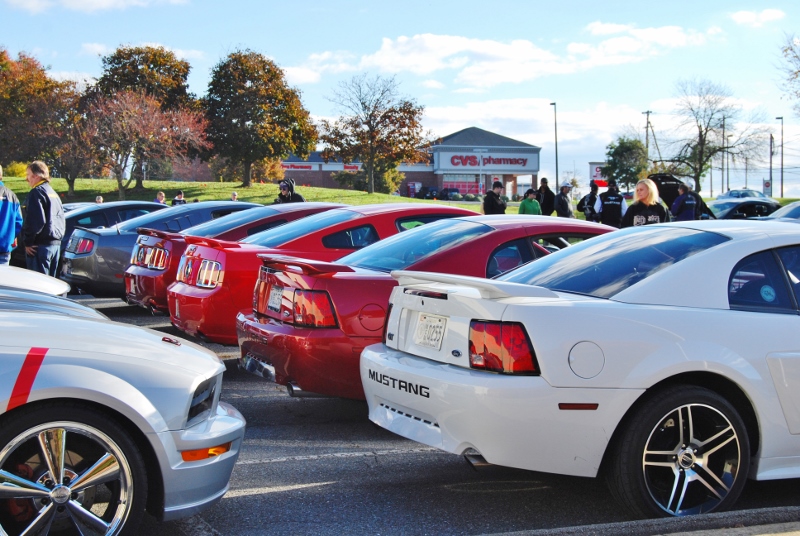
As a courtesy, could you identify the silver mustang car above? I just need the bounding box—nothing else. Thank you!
[0,301,246,535]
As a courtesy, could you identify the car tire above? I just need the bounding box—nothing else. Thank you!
[0,401,148,535]
[606,385,750,518]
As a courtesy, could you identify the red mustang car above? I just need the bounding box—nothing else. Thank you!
[236,215,615,399]
[125,203,343,314]
[168,203,478,345]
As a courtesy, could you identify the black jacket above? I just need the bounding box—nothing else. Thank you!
[22,181,65,246]
[538,186,555,215]
[554,192,575,218]
[621,202,669,228]
[276,177,306,203]
[483,190,507,214]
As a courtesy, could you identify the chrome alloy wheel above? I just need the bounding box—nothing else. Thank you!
[642,403,742,516]
[0,421,134,536]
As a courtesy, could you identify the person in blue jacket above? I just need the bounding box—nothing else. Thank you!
[670,183,698,221]
[22,161,65,276]
[0,164,23,265]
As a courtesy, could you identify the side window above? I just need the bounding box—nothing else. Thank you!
[776,246,800,306]
[322,225,379,249]
[487,238,534,278]
[729,250,794,312]
[397,214,458,231]
[247,219,287,236]
[531,234,592,256]
[74,213,108,228]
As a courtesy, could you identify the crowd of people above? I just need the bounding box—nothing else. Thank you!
[482,175,705,229]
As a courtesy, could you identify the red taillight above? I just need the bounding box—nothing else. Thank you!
[293,290,336,328]
[468,321,538,374]
[75,237,94,254]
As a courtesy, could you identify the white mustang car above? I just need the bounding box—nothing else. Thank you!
[361,220,800,518]
[0,301,246,535]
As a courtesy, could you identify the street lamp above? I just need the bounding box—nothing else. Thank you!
[550,102,559,185]
[776,117,784,197]
[726,135,732,192]
[473,148,488,193]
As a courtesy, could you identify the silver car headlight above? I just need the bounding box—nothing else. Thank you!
[186,375,220,427]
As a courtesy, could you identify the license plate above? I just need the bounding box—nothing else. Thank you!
[413,313,447,350]
[267,285,283,313]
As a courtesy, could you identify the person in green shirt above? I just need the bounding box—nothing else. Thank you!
[518,188,542,215]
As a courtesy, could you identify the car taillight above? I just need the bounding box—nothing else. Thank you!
[74,237,94,254]
[293,290,337,328]
[130,244,169,269]
[468,321,538,375]
[195,260,222,288]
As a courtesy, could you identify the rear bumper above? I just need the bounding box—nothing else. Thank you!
[125,267,171,313]
[360,343,644,478]
[236,312,377,400]
[168,282,238,345]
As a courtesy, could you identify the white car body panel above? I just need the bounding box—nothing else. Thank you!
[0,310,246,521]
[362,221,800,482]
[0,265,70,296]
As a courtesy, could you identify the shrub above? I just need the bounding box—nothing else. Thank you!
[4,162,27,177]
[451,193,463,201]
[475,195,484,203]
[464,193,476,201]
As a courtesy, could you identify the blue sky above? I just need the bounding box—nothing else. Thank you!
[2,0,799,196]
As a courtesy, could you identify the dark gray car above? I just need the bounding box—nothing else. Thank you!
[61,201,259,297]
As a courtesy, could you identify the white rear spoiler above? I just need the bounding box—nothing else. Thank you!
[391,270,558,300]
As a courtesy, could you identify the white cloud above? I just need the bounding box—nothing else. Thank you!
[284,66,321,85]
[81,43,111,56]
[421,79,444,89]
[730,9,785,28]
[140,42,205,60]
[4,0,187,13]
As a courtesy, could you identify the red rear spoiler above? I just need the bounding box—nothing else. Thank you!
[184,235,242,249]
[136,228,183,240]
[258,254,355,276]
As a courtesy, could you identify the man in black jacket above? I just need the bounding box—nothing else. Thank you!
[22,161,65,276]
[483,181,507,214]
[594,179,627,228]
[554,181,575,218]
[538,178,555,216]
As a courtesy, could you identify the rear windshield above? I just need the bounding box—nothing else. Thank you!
[498,226,729,298]
[339,219,490,272]
[182,206,277,237]
[116,208,183,231]
[768,203,800,219]
[240,209,360,247]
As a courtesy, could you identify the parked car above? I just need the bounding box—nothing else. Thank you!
[414,186,439,200]
[125,203,343,314]
[361,220,800,518]
[237,216,614,399]
[168,203,478,345]
[0,265,70,296]
[61,201,259,297]
[11,200,167,269]
[705,198,781,219]
[757,200,800,220]
[438,187,460,200]
[0,302,245,535]
[717,188,773,200]
[0,286,107,319]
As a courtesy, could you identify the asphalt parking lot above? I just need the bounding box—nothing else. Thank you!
[82,296,800,536]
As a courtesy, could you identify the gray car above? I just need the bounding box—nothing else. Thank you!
[61,201,259,297]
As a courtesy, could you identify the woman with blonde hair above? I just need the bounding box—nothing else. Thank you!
[621,178,670,227]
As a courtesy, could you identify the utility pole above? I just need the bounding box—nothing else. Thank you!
[721,117,726,193]
[550,102,559,184]
[642,110,652,160]
[776,117,784,197]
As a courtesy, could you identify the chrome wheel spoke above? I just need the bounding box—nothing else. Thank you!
[0,469,50,499]
[698,424,736,457]
[679,406,692,446]
[70,453,120,492]
[18,502,56,536]
[66,499,112,536]
[666,468,690,515]
[691,464,728,500]
[37,428,66,484]
[643,449,676,468]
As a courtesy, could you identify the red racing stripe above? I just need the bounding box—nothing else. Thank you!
[7,347,48,411]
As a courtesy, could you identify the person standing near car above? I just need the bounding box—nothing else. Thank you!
[276,178,306,203]
[483,181,507,214]
[0,164,23,265]
[577,180,600,222]
[154,191,166,204]
[554,181,575,218]
[538,177,555,216]
[670,183,697,221]
[621,178,670,228]
[22,161,65,276]
[594,179,627,228]
[172,190,187,206]
[518,188,541,215]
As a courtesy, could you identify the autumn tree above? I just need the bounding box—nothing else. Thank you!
[780,34,800,116]
[210,156,284,183]
[0,48,70,163]
[665,79,768,191]
[601,137,649,191]
[96,45,194,110]
[320,74,429,194]
[205,50,316,187]
[88,90,209,199]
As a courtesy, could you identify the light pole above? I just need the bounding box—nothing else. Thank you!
[776,117,784,197]
[473,148,488,193]
[726,135,732,191]
[550,102,559,184]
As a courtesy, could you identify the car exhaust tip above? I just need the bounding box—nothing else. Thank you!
[287,382,329,398]
[464,449,491,470]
